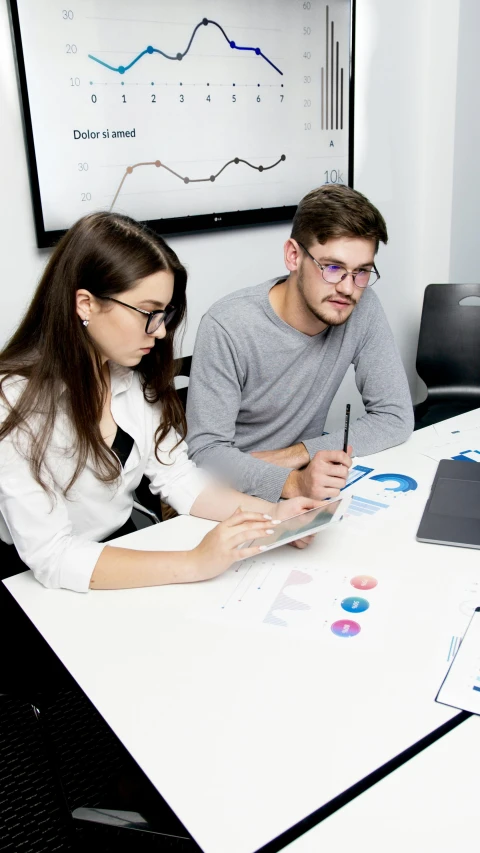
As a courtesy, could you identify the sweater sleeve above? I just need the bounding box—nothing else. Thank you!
[302,293,414,458]
[186,314,291,501]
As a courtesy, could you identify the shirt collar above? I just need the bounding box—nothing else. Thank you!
[56,362,134,399]
[109,362,135,397]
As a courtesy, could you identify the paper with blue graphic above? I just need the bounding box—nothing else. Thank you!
[421,426,480,464]
[437,607,480,715]
[341,465,418,520]
[433,413,480,438]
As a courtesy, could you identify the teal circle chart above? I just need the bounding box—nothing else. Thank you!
[369,473,418,492]
[341,596,370,613]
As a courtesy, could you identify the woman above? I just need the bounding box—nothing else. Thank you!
[0,212,318,594]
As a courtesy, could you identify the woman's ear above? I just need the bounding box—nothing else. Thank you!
[75,289,93,324]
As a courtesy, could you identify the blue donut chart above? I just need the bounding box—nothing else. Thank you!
[369,473,418,492]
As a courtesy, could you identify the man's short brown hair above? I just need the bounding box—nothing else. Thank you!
[291,184,388,253]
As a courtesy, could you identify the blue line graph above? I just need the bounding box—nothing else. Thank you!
[88,17,283,76]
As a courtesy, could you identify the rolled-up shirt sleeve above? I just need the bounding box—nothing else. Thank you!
[0,435,105,593]
[144,428,211,515]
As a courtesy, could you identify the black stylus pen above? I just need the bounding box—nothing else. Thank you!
[343,403,351,453]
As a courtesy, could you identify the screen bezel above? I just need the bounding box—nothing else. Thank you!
[7,0,356,248]
[242,498,344,556]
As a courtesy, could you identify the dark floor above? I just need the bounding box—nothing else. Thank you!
[1,694,68,852]
[0,509,195,853]
[0,683,200,852]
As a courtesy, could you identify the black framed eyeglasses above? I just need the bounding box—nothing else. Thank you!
[298,242,380,288]
[103,297,177,334]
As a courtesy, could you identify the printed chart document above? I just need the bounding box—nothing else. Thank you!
[437,606,480,715]
[421,427,480,464]
[433,413,480,438]
[194,464,421,639]
[340,464,419,522]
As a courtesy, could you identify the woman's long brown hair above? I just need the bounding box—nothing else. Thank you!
[0,212,187,495]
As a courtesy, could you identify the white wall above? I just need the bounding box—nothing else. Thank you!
[449,0,480,283]
[0,0,463,433]
[324,0,460,429]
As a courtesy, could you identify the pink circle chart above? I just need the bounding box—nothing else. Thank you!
[350,575,378,591]
[331,619,361,638]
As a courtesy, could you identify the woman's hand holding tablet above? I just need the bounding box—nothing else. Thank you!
[240,497,344,556]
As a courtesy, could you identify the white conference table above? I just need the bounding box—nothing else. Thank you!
[282,712,480,853]
[4,409,480,853]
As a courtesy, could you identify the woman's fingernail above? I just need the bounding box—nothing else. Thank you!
[272,519,281,525]
[265,529,274,534]
[263,514,273,520]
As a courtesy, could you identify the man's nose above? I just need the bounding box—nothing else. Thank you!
[335,272,356,296]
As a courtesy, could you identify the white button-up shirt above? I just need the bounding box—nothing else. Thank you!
[0,363,209,592]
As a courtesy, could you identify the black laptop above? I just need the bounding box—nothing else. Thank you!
[416,459,480,549]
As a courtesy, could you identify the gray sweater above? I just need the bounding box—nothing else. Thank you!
[186,278,414,501]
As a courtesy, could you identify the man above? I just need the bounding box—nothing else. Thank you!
[186,184,414,502]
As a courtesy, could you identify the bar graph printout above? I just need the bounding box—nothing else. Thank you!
[186,537,480,669]
[341,465,419,521]
[203,547,386,641]
[186,465,420,639]
[437,607,480,715]
[421,427,480,464]
[445,577,480,664]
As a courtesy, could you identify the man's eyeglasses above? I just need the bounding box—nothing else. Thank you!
[103,296,177,334]
[298,242,380,288]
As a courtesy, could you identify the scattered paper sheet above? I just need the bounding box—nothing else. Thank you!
[340,465,419,522]
[437,606,480,714]
[433,413,480,438]
[421,428,480,463]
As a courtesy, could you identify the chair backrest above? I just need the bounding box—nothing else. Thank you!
[174,355,192,411]
[416,284,480,402]
[133,356,192,522]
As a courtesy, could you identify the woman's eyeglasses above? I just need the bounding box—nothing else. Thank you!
[103,297,177,334]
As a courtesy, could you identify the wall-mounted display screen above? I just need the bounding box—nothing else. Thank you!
[9,0,355,247]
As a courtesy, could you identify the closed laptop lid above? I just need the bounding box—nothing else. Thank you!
[416,459,480,549]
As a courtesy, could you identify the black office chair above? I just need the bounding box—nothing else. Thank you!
[73,356,195,845]
[0,682,196,852]
[132,478,162,526]
[1,358,196,848]
[174,355,192,412]
[0,552,195,851]
[414,284,480,429]
[132,355,192,526]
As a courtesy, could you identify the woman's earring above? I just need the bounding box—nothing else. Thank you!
[82,318,89,327]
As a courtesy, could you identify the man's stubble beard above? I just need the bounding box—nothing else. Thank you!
[297,266,356,328]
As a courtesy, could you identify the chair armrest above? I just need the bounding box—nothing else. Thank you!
[132,502,161,525]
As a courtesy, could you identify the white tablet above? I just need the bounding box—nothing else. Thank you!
[241,498,344,556]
